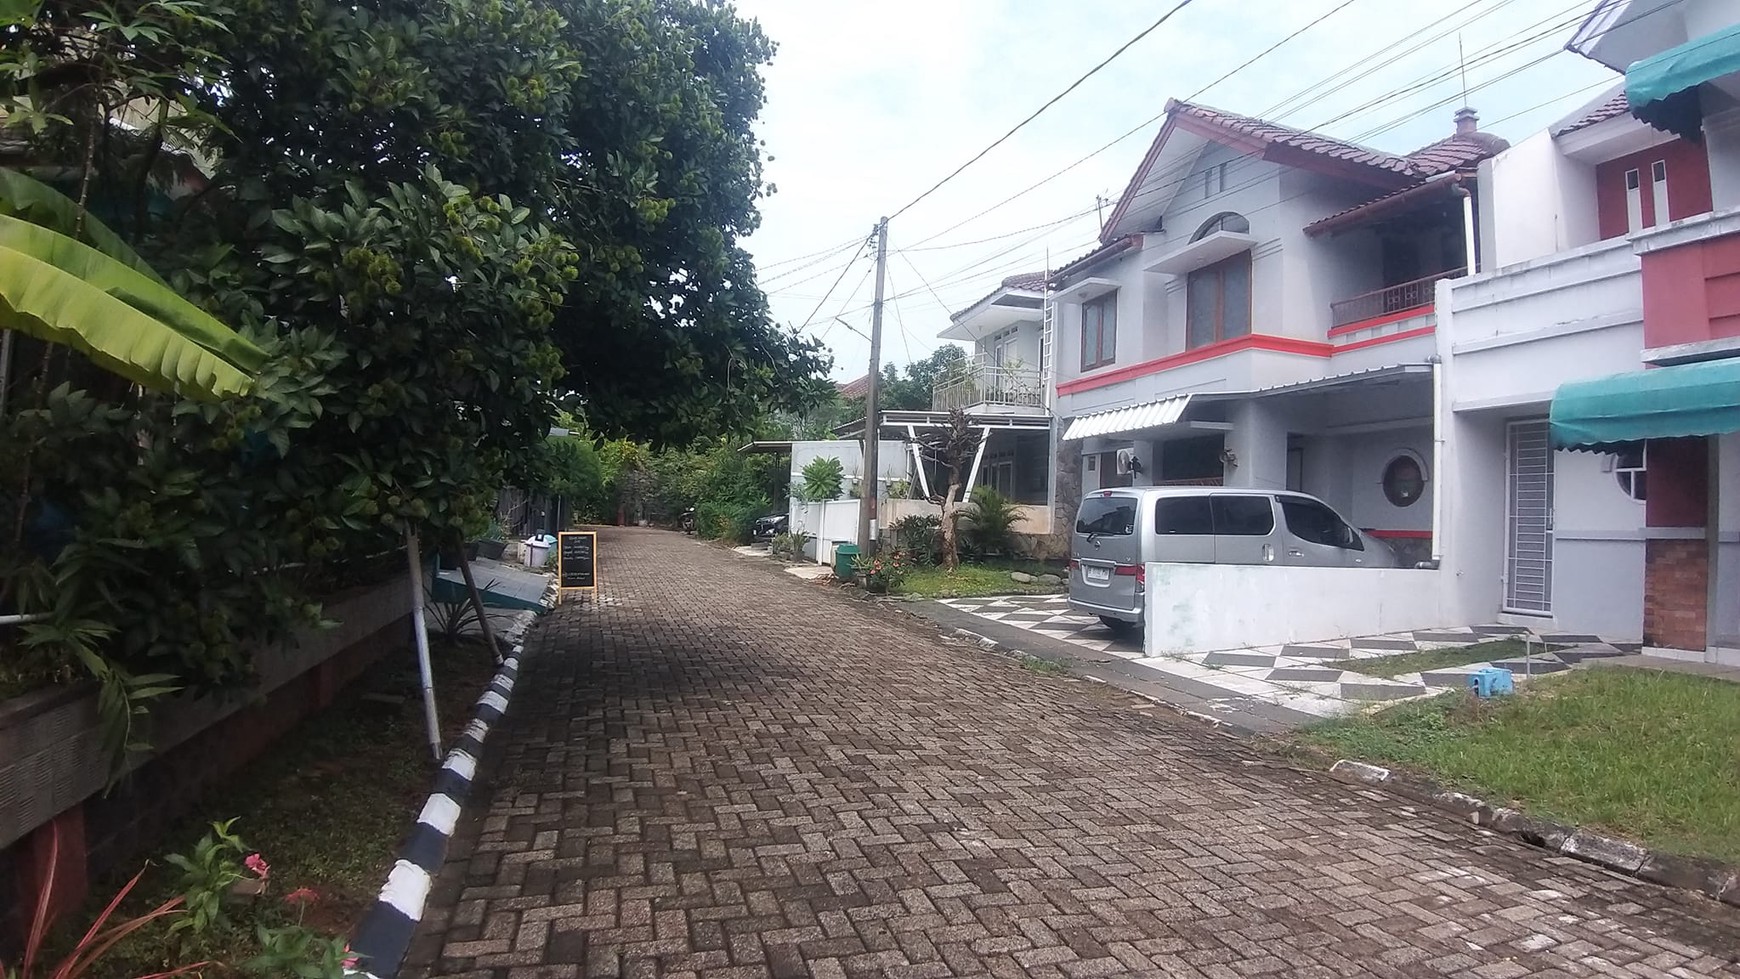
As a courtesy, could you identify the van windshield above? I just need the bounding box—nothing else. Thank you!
[1076,496,1136,536]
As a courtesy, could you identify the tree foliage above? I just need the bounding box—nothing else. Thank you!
[0,0,821,761]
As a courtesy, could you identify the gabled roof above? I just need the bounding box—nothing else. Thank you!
[1101,99,1510,244]
[949,271,1046,323]
[1553,88,1630,137]
[1167,100,1417,175]
[837,375,870,399]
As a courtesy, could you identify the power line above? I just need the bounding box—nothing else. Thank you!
[798,234,870,333]
[808,0,1669,327]
[887,0,1199,222]
[883,264,915,366]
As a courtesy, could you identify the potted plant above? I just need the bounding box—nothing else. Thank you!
[476,520,507,560]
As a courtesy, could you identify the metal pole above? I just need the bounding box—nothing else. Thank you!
[859,217,888,557]
[404,531,442,762]
[454,535,505,667]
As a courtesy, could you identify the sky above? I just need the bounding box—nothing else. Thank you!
[732,0,1620,383]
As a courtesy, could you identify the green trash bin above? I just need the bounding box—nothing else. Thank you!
[834,543,860,580]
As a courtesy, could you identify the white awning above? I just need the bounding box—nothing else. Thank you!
[1062,395,1191,441]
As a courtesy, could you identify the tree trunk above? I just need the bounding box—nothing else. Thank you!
[940,477,964,571]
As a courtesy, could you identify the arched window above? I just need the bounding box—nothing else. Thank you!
[1193,211,1249,241]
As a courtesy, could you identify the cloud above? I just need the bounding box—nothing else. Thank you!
[736,0,1614,380]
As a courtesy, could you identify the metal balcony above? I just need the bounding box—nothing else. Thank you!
[1329,267,1465,330]
[931,359,1045,412]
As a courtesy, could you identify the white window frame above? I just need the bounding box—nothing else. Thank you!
[1651,159,1669,228]
[1613,444,1647,502]
[1625,168,1643,234]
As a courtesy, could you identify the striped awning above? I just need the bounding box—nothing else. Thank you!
[1062,395,1191,441]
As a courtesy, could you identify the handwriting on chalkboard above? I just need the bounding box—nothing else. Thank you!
[558,531,596,590]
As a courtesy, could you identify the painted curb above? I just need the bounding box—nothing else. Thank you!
[1327,759,1740,907]
[348,644,526,978]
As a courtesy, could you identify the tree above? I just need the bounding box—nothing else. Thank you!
[915,409,982,570]
[870,345,969,412]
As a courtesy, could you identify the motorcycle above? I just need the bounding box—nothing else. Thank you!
[679,507,696,535]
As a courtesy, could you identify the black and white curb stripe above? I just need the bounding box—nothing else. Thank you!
[348,645,524,978]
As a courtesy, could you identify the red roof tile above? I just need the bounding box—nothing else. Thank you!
[1170,100,1416,175]
[1171,100,1509,179]
[1554,89,1629,136]
[1404,131,1510,175]
[836,375,870,399]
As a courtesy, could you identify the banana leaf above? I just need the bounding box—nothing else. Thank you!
[0,213,263,398]
[0,168,164,283]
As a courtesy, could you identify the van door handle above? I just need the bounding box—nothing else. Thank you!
[1287,547,1302,557]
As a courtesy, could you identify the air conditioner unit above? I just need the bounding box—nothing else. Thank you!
[1115,447,1141,475]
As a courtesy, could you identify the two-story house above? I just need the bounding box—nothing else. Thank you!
[1437,0,1740,662]
[1050,98,1507,566]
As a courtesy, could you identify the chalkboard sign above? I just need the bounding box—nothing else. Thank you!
[558,531,596,591]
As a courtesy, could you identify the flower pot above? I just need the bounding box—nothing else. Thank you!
[476,539,506,561]
[865,580,888,595]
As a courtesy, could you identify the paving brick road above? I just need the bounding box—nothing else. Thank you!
[406,528,1740,979]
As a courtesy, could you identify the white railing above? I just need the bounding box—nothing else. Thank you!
[931,359,1045,411]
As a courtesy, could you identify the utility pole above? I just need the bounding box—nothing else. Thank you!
[860,217,889,558]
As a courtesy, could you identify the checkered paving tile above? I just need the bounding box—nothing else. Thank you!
[936,594,1640,715]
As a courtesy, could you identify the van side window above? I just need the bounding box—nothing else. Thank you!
[1211,496,1274,536]
[1279,497,1363,550]
[1155,497,1213,535]
[1076,497,1136,536]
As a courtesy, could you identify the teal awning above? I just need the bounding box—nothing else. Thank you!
[1551,358,1740,451]
[1626,23,1740,109]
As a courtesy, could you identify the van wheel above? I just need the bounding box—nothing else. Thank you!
[1099,616,1136,634]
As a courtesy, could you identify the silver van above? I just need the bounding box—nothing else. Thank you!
[1069,487,1397,631]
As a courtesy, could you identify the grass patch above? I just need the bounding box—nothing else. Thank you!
[892,560,1064,599]
[1327,638,1558,678]
[1018,655,1070,677]
[1298,669,1740,862]
[58,637,501,976]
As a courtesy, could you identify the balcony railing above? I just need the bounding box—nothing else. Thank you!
[1329,267,1465,330]
[932,360,1045,412]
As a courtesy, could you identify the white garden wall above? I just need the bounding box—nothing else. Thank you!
[1143,564,1449,656]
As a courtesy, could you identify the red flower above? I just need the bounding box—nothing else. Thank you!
[244,853,270,879]
[284,887,319,906]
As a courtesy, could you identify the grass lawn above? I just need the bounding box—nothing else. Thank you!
[892,560,1065,599]
[1326,638,1559,678]
[1298,669,1740,862]
[64,636,500,976]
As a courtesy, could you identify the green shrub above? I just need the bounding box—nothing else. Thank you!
[961,487,1021,560]
[696,496,767,544]
[799,456,845,501]
[890,513,943,565]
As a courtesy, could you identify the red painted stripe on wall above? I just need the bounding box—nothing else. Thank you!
[1058,334,1333,396]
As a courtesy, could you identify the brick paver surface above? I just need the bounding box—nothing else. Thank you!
[407,528,1740,978]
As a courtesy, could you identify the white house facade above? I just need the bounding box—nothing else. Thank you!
[1436,0,1740,658]
[1049,98,1508,566]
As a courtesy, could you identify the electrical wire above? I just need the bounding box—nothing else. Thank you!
[797,234,871,333]
[887,0,1199,222]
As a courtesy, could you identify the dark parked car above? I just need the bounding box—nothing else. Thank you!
[752,513,788,540]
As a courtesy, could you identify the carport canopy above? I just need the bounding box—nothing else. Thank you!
[1550,357,1740,451]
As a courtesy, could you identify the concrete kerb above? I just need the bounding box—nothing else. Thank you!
[347,642,528,979]
[1327,760,1740,907]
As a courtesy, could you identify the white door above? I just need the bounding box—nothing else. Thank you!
[1506,420,1554,613]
